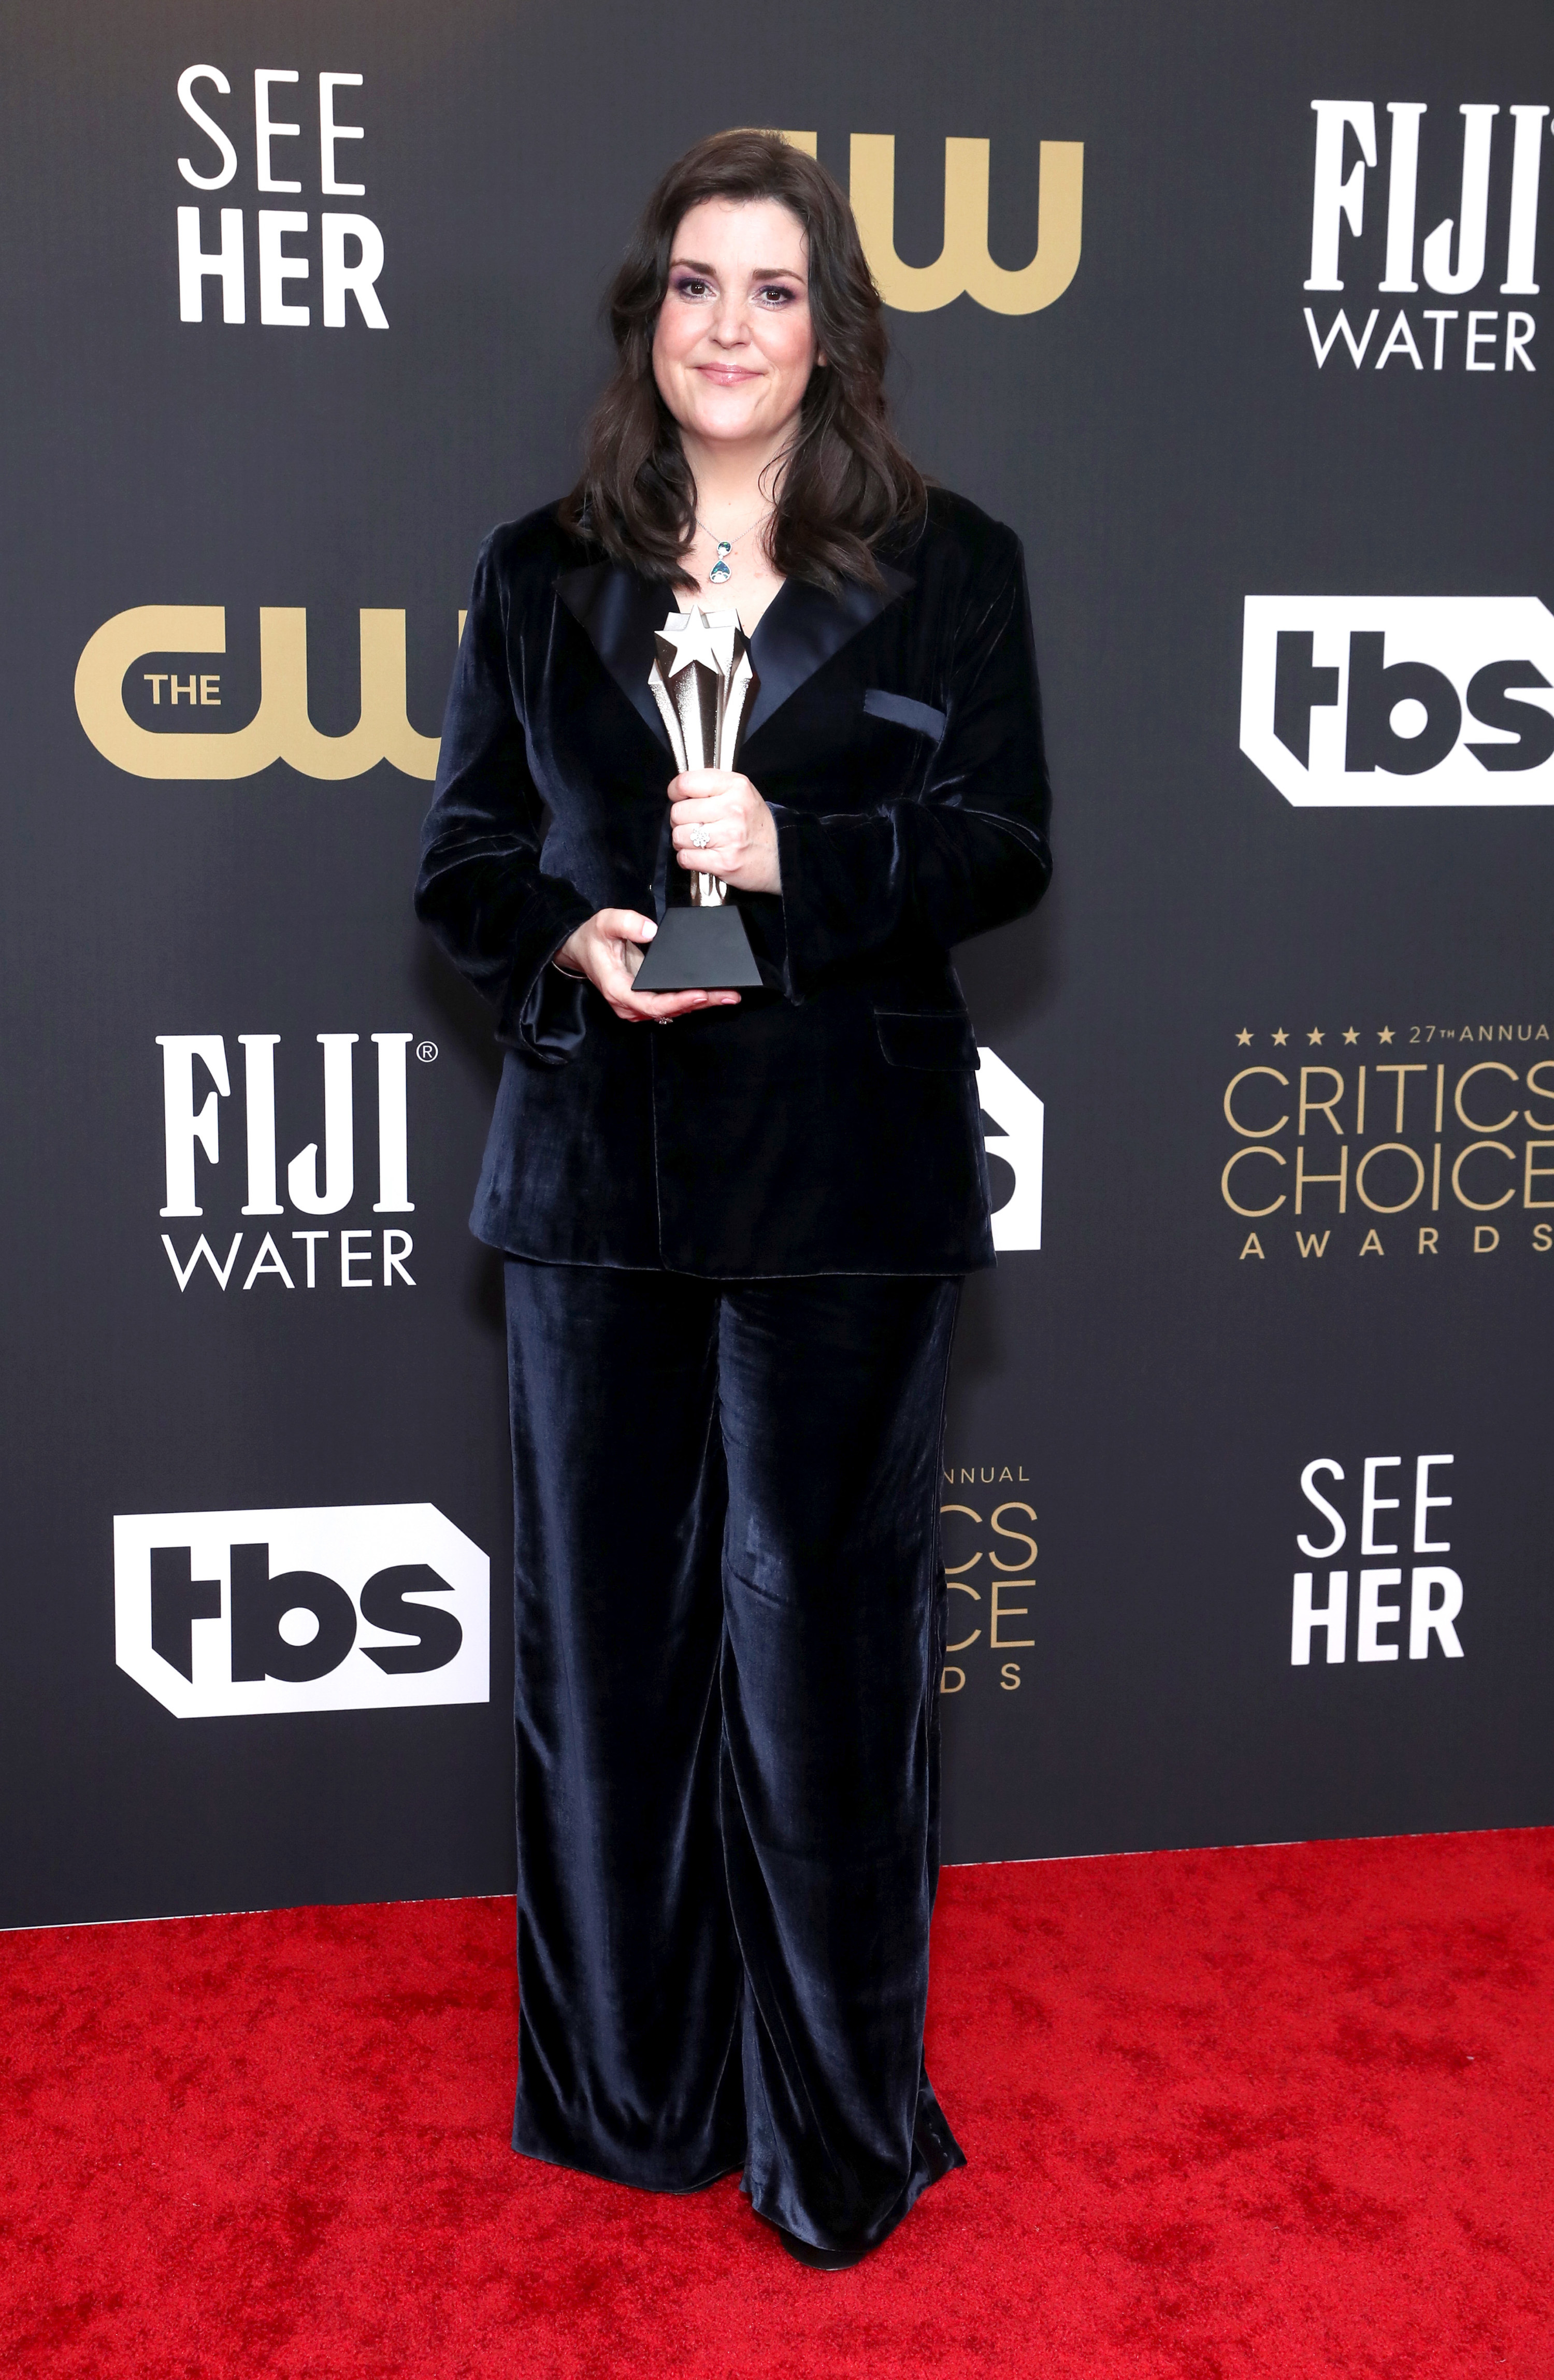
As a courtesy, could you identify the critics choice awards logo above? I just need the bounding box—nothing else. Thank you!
[1302,98,1547,372]
[940,1467,1038,1698]
[1219,1022,1554,1263]
[114,1504,489,1717]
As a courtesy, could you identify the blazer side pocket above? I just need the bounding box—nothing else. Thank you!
[874,1009,979,1070]
[862,688,947,741]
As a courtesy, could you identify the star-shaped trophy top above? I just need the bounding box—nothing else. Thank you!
[656,605,745,679]
[649,604,759,781]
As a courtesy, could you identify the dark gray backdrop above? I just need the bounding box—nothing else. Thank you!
[2,0,1549,1927]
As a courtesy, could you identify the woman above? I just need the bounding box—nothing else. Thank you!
[415,129,1051,2268]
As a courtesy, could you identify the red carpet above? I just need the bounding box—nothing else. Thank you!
[3,1830,1551,2378]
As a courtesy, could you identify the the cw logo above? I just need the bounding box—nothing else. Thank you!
[779,132,1083,313]
[75,604,445,780]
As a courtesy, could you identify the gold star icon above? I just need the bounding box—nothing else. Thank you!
[1235,1028,1252,1046]
[1272,1028,1288,1046]
[1377,1026,1394,1044]
[1342,1027,1359,1045]
[1307,1027,1324,1045]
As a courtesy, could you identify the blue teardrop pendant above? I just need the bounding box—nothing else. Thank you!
[709,541,733,584]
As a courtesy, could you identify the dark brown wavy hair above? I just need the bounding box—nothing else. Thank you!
[560,130,925,593]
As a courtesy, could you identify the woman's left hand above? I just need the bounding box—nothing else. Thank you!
[669,769,782,895]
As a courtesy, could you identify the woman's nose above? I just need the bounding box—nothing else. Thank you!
[709,298,750,345]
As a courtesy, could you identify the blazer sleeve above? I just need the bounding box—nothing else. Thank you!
[414,534,595,1060]
[768,528,1052,996]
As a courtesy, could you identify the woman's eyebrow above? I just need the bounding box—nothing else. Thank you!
[667,256,807,281]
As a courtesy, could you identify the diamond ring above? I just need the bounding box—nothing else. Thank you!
[689,826,713,849]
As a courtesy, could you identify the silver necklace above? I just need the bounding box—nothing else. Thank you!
[696,506,773,585]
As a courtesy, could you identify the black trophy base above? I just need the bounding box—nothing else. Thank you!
[632,904,765,991]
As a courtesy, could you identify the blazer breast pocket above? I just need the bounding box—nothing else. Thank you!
[862,688,947,742]
[874,1009,979,1071]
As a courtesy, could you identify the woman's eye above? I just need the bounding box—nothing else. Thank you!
[672,276,711,299]
[757,284,796,305]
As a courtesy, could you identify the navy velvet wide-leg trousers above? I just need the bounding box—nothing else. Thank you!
[503,1258,966,2254]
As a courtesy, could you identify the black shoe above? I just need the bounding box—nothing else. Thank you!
[775,2224,875,2272]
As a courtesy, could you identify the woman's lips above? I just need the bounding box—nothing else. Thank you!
[697,365,760,385]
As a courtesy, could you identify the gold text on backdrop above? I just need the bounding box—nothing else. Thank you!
[74,607,442,780]
[778,132,1083,313]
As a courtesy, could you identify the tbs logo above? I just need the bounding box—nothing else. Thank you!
[976,1047,1044,1253]
[114,1503,488,1717]
[1241,598,1554,806]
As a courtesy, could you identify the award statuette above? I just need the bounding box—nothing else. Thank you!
[631,605,766,992]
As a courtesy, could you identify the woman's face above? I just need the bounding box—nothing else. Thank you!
[652,197,820,456]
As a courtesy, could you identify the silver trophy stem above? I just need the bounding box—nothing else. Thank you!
[639,605,762,979]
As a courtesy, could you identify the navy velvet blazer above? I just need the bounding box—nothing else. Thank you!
[414,488,1052,1277]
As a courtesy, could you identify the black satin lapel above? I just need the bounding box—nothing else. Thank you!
[743,562,914,741]
[557,562,676,752]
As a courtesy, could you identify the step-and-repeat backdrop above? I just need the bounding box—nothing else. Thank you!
[3,0,1550,1926]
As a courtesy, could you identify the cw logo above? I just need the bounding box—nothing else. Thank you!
[779,132,1083,314]
[75,604,444,780]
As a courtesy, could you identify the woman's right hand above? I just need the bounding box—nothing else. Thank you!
[555,910,742,1024]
